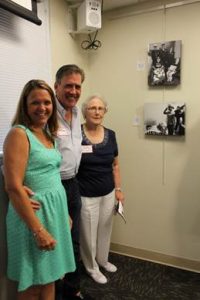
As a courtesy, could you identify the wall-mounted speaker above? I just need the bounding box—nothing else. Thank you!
[77,0,101,33]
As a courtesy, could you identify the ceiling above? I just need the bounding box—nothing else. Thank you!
[102,0,149,11]
[66,0,150,12]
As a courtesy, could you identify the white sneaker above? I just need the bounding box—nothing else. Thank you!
[90,270,107,284]
[102,262,117,272]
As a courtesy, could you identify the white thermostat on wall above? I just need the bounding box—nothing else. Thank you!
[77,0,102,33]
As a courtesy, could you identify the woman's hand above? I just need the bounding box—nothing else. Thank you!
[115,190,125,205]
[34,227,57,251]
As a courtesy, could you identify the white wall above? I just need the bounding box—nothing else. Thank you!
[49,0,200,267]
[0,1,55,298]
[0,0,51,153]
[85,1,200,265]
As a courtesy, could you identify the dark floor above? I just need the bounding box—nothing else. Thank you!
[80,252,200,300]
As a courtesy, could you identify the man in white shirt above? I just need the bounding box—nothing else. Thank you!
[54,65,93,300]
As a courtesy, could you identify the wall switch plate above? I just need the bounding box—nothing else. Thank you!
[133,115,140,126]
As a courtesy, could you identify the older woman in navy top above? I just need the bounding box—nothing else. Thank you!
[77,95,124,284]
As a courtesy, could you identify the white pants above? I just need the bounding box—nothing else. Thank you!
[80,190,115,274]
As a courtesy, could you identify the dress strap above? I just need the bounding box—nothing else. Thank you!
[13,124,27,130]
[13,125,35,144]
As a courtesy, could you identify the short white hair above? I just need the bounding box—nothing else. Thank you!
[81,94,108,118]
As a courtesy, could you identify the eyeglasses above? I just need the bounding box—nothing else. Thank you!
[87,107,106,113]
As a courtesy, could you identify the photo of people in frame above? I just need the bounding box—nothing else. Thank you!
[148,40,181,86]
[144,102,185,136]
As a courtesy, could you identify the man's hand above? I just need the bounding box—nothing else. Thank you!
[69,215,73,229]
[23,185,41,211]
[30,199,41,211]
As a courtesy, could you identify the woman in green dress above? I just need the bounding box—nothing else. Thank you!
[3,80,75,300]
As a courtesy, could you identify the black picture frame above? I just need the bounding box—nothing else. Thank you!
[144,102,186,136]
[148,40,181,87]
[0,0,42,25]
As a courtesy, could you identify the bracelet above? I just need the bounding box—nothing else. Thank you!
[115,187,122,192]
[33,226,43,238]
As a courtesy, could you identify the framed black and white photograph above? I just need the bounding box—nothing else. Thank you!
[144,102,185,136]
[148,40,181,86]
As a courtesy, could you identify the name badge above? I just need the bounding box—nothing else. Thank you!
[81,145,93,153]
[57,128,70,136]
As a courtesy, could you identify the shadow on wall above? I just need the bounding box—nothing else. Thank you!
[175,120,200,264]
[0,162,17,300]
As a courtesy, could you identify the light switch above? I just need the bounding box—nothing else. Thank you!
[133,115,140,126]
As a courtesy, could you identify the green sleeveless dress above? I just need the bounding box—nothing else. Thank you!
[6,126,75,291]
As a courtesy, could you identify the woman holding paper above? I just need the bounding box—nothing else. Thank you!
[77,95,124,284]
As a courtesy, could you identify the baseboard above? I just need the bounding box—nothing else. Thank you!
[110,243,200,273]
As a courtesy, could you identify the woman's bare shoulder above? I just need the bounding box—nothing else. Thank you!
[4,127,28,149]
